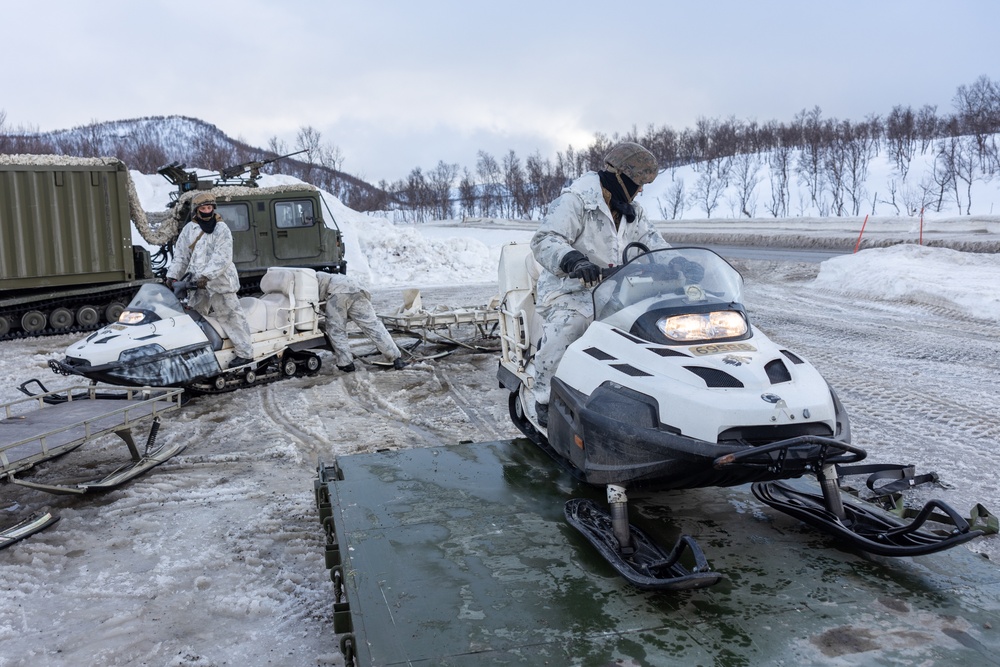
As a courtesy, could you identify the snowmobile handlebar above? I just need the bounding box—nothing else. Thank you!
[168,273,194,300]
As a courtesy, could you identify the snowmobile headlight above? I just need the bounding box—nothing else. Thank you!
[657,311,747,342]
[119,310,147,325]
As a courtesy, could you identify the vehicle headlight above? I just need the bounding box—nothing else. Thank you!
[657,311,747,342]
[119,310,146,325]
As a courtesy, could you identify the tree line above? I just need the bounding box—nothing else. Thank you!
[384,76,1000,220]
[3,76,1000,218]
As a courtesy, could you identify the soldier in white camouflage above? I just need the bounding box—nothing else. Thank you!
[529,142,669,426]
[166,192,255,368]
[316,272,405,372]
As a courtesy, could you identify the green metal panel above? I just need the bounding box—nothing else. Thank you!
[318,440,1000,666]
[271,197,323,260]
[0,163,134,291]
[215,201,258,265]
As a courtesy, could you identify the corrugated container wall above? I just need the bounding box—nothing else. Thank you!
[0,163,135,291]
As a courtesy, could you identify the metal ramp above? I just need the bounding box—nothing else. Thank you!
[314,439,1000,666]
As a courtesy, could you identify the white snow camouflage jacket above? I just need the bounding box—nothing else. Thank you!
[530,171,669,306]
[166,217,241,294]
[316,272,370,302]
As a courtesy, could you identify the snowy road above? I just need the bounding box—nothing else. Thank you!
[1,259,998,666]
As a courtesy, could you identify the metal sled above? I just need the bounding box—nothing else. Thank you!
[1,381,184,547]
[379,289,500,352]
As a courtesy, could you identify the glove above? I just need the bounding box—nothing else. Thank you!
[570,259,601,283]
[164,277,176,288]
[196,276,209,289]
[560,250,601,284]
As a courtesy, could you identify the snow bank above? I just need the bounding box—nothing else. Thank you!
[812,244,1000,322]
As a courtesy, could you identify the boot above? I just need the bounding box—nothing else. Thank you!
[392,357,407,370]
[535,401,548,427]
[228,356,254,369]
[337,362,356,373]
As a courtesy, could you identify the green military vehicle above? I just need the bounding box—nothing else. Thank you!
[0,153,345,340]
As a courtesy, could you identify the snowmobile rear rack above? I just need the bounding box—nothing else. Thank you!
[1,382,184,494]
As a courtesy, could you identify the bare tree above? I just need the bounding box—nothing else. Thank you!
[476,151,503,218]
[267,136,288,156]
[295,125,323,181]
[886,105,916,180]
[765,144,792,217]
[458,168,478,219]
[657,177,686,220]
[502,150,528,218]
[692,156,731,218]
[731,152,762,217]
[428,160,458,220]
[953,75,1000,170]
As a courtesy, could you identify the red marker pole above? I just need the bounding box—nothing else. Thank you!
[853,214,869,253]
[919,207,924,245]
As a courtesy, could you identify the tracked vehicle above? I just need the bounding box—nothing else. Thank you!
[1,153,345,340]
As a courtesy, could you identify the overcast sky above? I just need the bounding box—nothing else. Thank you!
[3,0,998,182]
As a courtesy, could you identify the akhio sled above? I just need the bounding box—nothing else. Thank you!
[496,242,986,590]
[50,267,327,393]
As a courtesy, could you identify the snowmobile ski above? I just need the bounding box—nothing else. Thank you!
[752,480,985,557]
[565,498,722,591]
[0,512,59,550]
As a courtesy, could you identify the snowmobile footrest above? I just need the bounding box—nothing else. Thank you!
[752,480,984,557]
[565,498,723,591]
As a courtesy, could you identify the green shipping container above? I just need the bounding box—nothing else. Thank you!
[0,161,136,291]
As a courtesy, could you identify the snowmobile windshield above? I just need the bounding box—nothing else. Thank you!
[593,247,749,345]
[117,283,185,326]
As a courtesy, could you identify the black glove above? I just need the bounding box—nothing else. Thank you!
[196,276,209,289]
[560,250,601,283]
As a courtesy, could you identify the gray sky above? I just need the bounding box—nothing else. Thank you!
[3,0,998,182]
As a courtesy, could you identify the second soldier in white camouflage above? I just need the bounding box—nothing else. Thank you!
[316,272,405,372]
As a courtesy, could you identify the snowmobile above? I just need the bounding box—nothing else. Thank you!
[495,242,986,590]
[50,267,327,393]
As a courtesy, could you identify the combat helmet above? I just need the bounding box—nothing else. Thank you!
[603,142,659,186]
[191,192,217,209]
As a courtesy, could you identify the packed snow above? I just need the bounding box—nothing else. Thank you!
[2,171,999,666]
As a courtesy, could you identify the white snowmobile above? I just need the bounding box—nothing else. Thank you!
[496,242,985,590]
[50,267,327,393]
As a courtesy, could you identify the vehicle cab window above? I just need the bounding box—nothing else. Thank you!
[275,200,315,228]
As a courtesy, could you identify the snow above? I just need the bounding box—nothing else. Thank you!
[2,170,999,666]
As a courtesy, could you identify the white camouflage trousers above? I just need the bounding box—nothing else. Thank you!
[532,292,593,406]
[324,293,401,367]
[189,289,254,359]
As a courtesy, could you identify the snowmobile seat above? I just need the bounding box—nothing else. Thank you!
[239,297,268,334]
[186,309,225,351]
